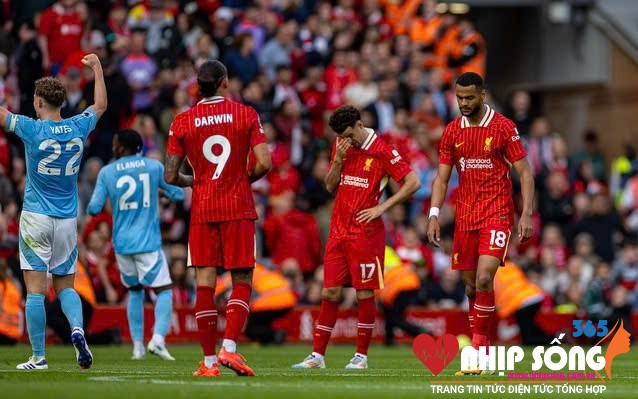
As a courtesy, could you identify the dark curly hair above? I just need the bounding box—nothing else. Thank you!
[34,77,66,108]
[115,129,143,155]
[328,105,360,135]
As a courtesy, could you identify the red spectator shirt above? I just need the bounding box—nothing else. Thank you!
[439,105,527,231]
[38,4,84,64]
[329,130,412,240]
[167,96,266,224]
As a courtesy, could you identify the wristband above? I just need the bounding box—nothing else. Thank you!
[428,207,440,218]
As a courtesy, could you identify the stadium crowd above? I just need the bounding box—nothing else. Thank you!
[0,0,637,344]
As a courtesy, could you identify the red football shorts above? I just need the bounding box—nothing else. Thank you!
[188,220,255,269]
[452,224,512,270]
[324,232,385,290]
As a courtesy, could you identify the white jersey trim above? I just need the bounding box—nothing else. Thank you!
[461,104,494,128]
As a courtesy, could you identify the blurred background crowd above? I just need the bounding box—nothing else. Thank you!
[0,0,637,344]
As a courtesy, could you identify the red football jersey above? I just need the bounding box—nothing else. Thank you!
[439,104,527,231]
[329,129,412,240]
[167,96,266,224]
[38,4,84,64]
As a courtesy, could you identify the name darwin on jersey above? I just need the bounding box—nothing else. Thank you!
[194,113,233,127]
[116,159,146,171]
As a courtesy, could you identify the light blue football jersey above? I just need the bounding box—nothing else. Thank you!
[5,109,97,218]
[87,155,184,255]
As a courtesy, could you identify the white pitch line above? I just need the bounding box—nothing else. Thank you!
[87,376,428,390]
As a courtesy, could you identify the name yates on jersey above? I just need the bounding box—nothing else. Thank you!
[194,113,234,127]
[49,125,73,134]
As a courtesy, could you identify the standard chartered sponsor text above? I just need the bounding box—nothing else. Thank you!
[342,175,369,188]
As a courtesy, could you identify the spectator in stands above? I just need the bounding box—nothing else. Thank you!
[263,191,322,277]
[539,171,573,227]
[366,79,396,133]
[584,261,633,337]
[216,264,297,345]
[570,193,625,263]
[379,247,427,346]
[259,20,297,80]
[223,32,259,85]
[571,130,607,182]
[494,261,553,345]
[610,139,638,206]
[505,90,535,137]
[15,22,43,119]
[527,117,554,178]
[426,268,465,308]
[60,67,85,118]
[343,62,378,109]
[38,0,86,76]
[0,259,22,345]
[621,172,638,233]
[121,27,157,113]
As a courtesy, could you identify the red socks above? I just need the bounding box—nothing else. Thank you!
[312,300,339,355]
[223,281,252,342]
[468,296,475,330]
[473,290,495,349]
[356,296,376,355]
[195,286,217,356]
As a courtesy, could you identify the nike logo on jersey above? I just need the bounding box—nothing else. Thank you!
[361,278,374,284]
[455,142,465,148]
[489,246,503,251]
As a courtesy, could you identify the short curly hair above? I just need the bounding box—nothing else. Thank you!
[328,105,360,135]
[35,77,66,108]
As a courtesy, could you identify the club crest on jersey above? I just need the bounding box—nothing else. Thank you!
[484,137,493,152]
[364,158,374,171]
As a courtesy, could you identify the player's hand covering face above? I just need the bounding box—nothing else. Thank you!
[335,138,351,160]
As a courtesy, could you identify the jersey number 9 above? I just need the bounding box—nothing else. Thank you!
[202,135,231,180]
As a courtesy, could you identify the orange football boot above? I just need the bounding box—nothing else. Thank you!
[192,361,221,377]
[218,348,255,376]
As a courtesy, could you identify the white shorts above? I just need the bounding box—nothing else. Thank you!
[116,250,172,288]
[19,211,78,276]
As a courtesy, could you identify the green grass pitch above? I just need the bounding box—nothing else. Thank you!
[1,344,637,398]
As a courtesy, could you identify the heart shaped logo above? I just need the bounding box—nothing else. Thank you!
[412,334,460,376]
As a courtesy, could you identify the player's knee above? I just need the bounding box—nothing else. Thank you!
[321,287,340,302]
[231,268,253,285]
[476,274,493,292]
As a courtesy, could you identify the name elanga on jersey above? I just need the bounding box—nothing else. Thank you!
[194,113,233,127]
[116,159,146,171]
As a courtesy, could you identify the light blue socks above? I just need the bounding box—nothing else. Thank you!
[25,293,46,357]
[58,288,84,333]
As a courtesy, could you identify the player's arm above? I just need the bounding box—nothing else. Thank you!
[0,106,9,130]
[356,171,421,223]
[427,163,453,247]
[249,143,272,183]
[325,138,351,193]
[87,170,108,216]
[512,157,535,243]
[158,165,185,201]
[427,124,455,247]
[164,153,193,188]
[81,54,107,119]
